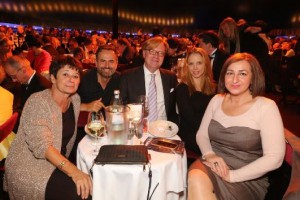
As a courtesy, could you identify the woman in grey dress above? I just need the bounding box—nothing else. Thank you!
[4,56,92,200]
[188,53,285,200]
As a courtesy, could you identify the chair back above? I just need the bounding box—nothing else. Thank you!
[0,112,19,143]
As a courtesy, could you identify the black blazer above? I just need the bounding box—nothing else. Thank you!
[20,72,52,109]
[120,66,178,124]
[212,49,229,83]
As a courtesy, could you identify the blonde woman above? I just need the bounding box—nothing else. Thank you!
[176,47,216,161]
[218,17,241,55]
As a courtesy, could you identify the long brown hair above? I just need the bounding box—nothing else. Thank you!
[181,47,216,96]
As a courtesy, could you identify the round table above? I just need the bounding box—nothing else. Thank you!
[77,133,187,200]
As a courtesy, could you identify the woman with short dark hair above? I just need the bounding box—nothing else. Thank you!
[5,56,92,200]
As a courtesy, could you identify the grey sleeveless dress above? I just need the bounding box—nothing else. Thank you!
[204,119,269,200]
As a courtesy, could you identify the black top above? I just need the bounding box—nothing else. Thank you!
[61,103,75,156]
[77,68,121,106]
[176,83,213,155]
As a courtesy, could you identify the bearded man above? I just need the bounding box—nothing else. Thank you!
[78,45,120,112]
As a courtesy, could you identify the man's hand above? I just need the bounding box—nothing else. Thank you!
[80,98,105,112]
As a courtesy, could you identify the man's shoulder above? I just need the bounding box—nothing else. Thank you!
[159,68,177,78]
[216,49,230,58]
[83,67,97,77]
[33,73,52,88]
[121,66,143,77]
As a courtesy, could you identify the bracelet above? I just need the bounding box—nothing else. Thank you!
[58,160,67,169]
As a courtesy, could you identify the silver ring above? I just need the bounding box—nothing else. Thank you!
[214,162,219,167]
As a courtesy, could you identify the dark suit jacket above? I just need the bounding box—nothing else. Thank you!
[20,72,52,110]
[212,49,229,83]
[120,66,178,124]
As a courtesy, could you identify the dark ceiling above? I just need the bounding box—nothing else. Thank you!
[0,0,299,32]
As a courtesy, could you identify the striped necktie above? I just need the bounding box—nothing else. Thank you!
[148,74,157,122]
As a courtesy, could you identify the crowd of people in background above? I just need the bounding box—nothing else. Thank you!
[0,16,298,199]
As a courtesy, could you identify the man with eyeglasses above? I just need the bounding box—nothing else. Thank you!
[4,56,52,118]
[120,36,178,124]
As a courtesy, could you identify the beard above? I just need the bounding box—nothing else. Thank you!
[97,67,116,78]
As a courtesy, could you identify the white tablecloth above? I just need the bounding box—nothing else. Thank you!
[77,133,187,200]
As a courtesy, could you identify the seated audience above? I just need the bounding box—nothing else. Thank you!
[4,56,92,200]
[25,35,52,78]
[176,48,215,160]
[188,53,285,200]
[162,37,180,70]
[0,37,14,64]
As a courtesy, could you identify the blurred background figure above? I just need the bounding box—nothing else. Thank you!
[25,35,52,78]
[0,37,14,64]
[162,38,180,70]
[198,31,229,83]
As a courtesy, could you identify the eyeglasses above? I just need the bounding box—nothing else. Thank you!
[146,49,166,57]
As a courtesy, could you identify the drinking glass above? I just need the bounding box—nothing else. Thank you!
[137,95,149,133]
[86,111,106,153]
[137,95,149,118]
[127,103,143,142]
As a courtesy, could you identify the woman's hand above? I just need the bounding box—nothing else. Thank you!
[203,153,230,181]
[70,169,93,199]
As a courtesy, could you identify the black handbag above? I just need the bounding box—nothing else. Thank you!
[94,145,149,165]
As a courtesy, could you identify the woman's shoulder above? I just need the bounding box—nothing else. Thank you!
[28,89,51,100]
[254,96,278,111]
[212,94,225,102]
[71,93,81,103]
[255,96,277,106]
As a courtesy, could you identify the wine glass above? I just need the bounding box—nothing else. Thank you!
[137,95,149,133]
[86,111,106,154]
[127,103,143,143]
[137,95,149,118]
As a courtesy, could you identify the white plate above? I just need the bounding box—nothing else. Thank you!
[148,120,178,138]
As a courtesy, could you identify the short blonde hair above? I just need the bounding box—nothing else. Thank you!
[142,36,169,52]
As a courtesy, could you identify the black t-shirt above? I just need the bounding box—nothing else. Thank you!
[77,68,121,106]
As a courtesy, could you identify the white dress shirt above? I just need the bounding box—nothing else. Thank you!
[143,66,167,120]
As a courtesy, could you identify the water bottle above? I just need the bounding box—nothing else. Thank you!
[106,90,128,144]
[110,90,123,107]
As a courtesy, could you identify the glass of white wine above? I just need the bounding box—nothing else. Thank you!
[86,111,106,153]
